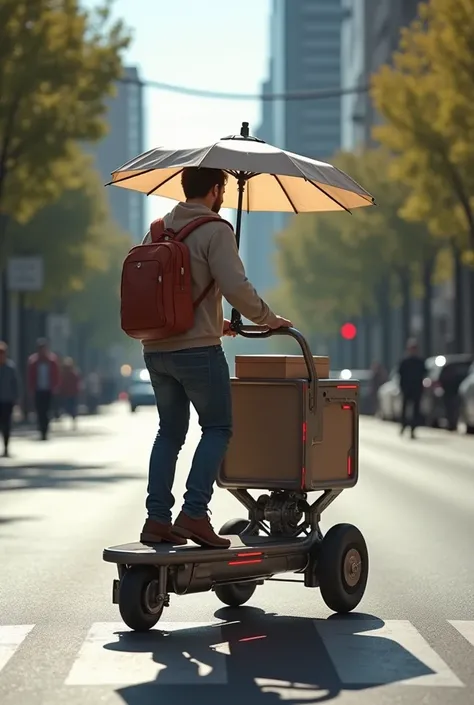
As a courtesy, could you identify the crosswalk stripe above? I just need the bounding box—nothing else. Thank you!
[314,619,464,687]
[448,621,474,648]
[64,621,228,686]
[0,625,35,674]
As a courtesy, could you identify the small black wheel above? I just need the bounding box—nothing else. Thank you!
[317,523,368,614]
[119,566,164,631]
[214,518,259,607]
[130,404,137,413]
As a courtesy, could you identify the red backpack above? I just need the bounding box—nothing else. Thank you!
[120,215,233,341]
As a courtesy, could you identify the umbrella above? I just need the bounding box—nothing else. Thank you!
[106,122,375,248]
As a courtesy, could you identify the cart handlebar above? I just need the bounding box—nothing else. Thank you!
[233,322,318,410]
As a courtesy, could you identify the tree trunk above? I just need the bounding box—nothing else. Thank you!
[422,256,434,357]
[451,242,464,354]
[377,280,391,370]
[399,268,411,350]
[468,267,474,353]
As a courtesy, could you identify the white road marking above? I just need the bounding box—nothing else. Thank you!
[448,621,474,648]
[64,621,228,686]
[314,619,464,687]
[0,625,35,673]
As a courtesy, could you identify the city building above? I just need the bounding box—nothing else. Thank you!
[93,66,146,244]
[242,0,344,304]
[341,0,419,150]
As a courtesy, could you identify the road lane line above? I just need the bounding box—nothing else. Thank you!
[314,619,464,687]
[448,621,474,648]
[0,625,35,673]
[65,621,228,686]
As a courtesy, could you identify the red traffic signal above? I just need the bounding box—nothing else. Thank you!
[340,322,357,340]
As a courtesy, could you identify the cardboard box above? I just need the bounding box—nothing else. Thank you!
[234,354,330,380]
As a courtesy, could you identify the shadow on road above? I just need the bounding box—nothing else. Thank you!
[108,607,438,705]
[0,461,138,492]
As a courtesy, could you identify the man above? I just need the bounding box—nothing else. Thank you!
[140,167,292,548]
[398,338,426,439]
[27,338,60,440]
[0,341,19,457]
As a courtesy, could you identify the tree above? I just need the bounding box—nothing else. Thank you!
[0,0,130,230]
[64,218,132,350]
[370,0,474,350]
[6,149,117,308]
[271,147,439,364]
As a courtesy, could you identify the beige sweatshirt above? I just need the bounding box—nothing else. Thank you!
[140,202,278,352]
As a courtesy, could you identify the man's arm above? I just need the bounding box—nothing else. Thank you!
[207,223,278,326]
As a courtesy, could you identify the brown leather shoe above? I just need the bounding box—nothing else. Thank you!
[140,518,187,546]
[172,511,231,548]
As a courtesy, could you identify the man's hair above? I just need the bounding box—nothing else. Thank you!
[181,167,227,199]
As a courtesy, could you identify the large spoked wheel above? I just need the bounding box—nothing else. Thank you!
[214,518,259,607]
[119,566,164,631]
[317,523,369,614]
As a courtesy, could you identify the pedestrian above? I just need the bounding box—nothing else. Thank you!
[27,338,60,441]
[136,167,292,548]
[59,357,81,429]
[0,341,19,457]
[398,338,427,439]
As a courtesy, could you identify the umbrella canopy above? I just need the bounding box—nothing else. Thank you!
[107,123,375,214]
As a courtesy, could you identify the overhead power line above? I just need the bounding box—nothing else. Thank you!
[118,75,370,102]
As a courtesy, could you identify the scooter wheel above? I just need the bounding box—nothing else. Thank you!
[119,566,164,631]
[317,523,368,614]
[214,518,258,607]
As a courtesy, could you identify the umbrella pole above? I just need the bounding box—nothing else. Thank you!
[230,174,246,329]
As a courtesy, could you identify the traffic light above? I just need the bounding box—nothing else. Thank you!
[340,322,357,340]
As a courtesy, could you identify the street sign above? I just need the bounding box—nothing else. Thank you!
[7,256,44,292]
[46,314,70,356]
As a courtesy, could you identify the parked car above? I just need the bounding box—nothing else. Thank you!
[377,354,473,429]
[421,354,473,430]
[127,368,155,412]
[332,369,374,415]
[376,368,403,422]
[458,362,474,434]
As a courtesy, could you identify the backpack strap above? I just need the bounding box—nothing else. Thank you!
[174,216,234,308]
[150,218,166,242]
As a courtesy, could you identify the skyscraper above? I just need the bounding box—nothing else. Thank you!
[94,66,146,243]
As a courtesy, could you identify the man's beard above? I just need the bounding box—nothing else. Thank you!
[211,197,222,214]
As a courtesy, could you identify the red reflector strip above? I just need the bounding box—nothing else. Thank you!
[347,455,353,477]
[302,422,307,442]
[337,384,357,389]
[239,635,267,642]
[228,559,262,566]
[237,552,262,558]
[301,466,306,490]
[342,404,351,410]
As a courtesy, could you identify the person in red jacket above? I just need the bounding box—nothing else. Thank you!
[27,338,60,440]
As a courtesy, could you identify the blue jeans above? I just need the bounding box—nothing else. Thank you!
[143,345,232,523]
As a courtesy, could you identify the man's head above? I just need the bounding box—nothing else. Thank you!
[406,338,419,356]
[181,168,227,213]
[37,338,49,359]
[0,341,7,365]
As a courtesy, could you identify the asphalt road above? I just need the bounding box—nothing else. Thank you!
[0,403,473,705]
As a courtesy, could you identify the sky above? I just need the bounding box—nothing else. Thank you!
[84,0,273,224]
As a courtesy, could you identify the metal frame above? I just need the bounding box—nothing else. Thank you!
[229,487,341,538]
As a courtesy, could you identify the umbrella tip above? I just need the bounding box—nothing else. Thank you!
[240,122,250,137]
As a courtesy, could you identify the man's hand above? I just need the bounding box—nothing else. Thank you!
[223,319,237,337]
[267,315,293,329]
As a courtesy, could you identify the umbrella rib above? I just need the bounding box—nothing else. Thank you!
[305,179,352,214]
[147,169,183,196]
[105,168,155,187]
[273,175,298,213]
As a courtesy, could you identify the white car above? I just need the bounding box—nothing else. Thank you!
[459,362,474,434]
